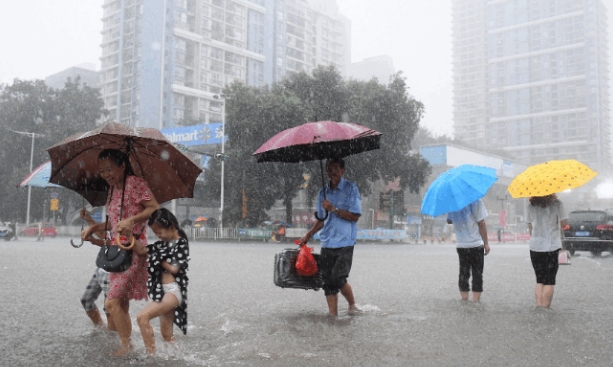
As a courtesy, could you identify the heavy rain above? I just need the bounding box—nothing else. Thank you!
[1,0,613,366]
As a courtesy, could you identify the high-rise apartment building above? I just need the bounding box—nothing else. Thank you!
[349,55,395,83]
[99,0,350,129]
[452,0,610,171]
[45,63,101,90]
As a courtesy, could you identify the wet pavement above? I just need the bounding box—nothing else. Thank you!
[1,237,613,366]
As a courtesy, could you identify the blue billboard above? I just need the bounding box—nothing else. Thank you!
[420,145,447,166]
[161,123,226,146]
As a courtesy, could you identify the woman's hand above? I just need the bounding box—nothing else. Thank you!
[81,225,97,241]
[116,234,134,250]
[79,207,94,224]
[116,219,134,237]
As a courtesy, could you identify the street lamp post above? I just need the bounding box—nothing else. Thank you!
[10,129,44,226]
[213,94,226,231]
[221,99,225,231]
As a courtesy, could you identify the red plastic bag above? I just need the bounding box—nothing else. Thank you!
[295,242,318,277]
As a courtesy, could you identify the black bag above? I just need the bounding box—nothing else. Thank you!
[96,244,133,272]
[94,185,134,273]
[273,248,323,291]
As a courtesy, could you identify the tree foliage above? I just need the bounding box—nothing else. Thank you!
[0,78,107,223]
[202,66,431,227]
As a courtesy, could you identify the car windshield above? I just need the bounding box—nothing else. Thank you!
[569,212,607,222]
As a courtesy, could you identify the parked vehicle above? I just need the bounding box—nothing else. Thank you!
[562,210,613,256]
[0,220,13,241]
[20,223,57,238]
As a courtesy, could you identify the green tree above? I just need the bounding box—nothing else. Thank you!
[202,82,310,226]
[0,78,107,223]
[202,66,431,226]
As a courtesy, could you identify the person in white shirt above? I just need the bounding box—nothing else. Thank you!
[447,199,490,302]
[526,194,568,308]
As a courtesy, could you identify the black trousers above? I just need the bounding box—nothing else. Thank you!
[456,246,484,292]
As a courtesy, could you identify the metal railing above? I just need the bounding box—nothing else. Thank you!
[189,227,237,240]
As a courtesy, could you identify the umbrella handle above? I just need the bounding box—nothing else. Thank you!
[70,239,84,248]
[115,234,136,250]
[72,206,86,248]
[315,159,329,221]
[314,211,328,221]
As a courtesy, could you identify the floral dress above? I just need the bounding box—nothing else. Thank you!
[106,175,153,301]
[146,238,190,334]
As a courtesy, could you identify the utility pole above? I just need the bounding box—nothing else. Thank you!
[10,129,44,226]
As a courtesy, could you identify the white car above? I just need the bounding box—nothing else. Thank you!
[0,220,13,241]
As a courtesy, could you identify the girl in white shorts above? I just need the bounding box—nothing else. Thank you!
[123,208,190,356]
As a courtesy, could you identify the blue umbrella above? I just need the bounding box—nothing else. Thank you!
[421,164,497,217]
[18,161,62,188]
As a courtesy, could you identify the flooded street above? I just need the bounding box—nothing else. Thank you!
[1,238,613,366]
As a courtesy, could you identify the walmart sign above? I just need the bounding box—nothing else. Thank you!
[161,123,225,146]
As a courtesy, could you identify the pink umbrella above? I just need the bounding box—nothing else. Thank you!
[253,121,382,219]
[253,121,381,163]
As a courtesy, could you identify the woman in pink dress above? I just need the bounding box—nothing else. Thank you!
[82,149,159,356]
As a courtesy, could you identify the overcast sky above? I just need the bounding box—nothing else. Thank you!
[1,0,612,137]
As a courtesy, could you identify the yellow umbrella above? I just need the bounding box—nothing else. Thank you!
[507,159,598,198]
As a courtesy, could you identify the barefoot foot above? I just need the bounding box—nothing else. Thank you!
[113,340,133,357]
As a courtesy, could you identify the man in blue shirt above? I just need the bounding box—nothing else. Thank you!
[299,158,362,316]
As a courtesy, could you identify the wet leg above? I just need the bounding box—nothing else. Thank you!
[542,285,554,308]
[106,312,117,331]
[326,294,339,316]
[159,310,176,343]
[534,283,544,306]
[86,309,104,327]
[105,297,132,357]
[340,282,358,313]
[137,294,178,356]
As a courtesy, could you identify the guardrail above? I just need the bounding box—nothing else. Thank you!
[189,227,237,240]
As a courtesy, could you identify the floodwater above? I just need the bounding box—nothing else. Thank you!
[1,238,613,366]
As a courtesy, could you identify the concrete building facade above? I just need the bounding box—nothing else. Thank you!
[348,55,395,83]
[45,63,100,90]
[452,0,610,172]
[99,0,351,129]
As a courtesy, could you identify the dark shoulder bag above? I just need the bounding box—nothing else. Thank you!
[96,181,134,272]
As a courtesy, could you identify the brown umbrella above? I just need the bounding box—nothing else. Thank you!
[47,122,203,206]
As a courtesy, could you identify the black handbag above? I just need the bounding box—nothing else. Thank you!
[96,242,133,272]
[95,184,134,273]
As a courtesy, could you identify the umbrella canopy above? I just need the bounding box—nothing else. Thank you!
[421,164,498,217]
[507,159,598,199]
[47,122,203,206]
[194,216,208,222]
[18,161,62,188]
[253,121,382,221]
[253,121,382,163]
